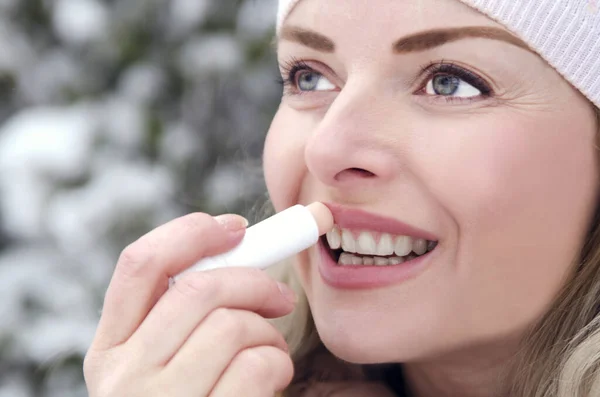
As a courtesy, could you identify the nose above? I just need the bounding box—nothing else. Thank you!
[304,87,400,191]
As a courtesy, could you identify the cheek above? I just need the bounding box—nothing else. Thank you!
[429,111,598,333]
[263,109,309,211]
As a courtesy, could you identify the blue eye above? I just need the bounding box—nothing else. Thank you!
[426,74,482,98]
[419,62,492,100]
[277,58,335,96]
[296,70,335,92]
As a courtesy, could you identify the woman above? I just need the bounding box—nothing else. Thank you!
[84,0,600,396]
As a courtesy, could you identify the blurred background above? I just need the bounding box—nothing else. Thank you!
[0,0,281,395]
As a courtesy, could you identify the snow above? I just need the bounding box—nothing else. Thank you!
[236,0,279,39]
[0,106,98,239]
[100,96,146,151]
[46,161,175,254]
[0,106,97,180]
[118,63,167,105]
[0,0,278,394]
[167,0,211,38]
[179,34,244,77]
[0,376,31,397]
[52,0,109,46]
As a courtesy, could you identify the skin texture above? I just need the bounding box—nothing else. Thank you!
[264,0,600,396]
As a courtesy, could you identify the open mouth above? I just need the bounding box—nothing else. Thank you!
[322,226,438,266]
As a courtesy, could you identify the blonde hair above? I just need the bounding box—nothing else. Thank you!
[267,105,600,396]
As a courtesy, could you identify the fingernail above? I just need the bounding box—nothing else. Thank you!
[277,282,297,304]
[214,214,249,232]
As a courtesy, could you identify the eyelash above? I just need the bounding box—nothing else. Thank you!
[275,57,494,103]
[275,57,315,97]
[418,60,493,101]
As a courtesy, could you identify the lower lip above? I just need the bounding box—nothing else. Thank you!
[317,240,436,289]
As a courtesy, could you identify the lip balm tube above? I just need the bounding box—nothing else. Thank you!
[172,202,333,282]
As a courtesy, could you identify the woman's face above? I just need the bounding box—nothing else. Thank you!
[264,0,599,364]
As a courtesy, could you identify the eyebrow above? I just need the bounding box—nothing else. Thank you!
[394,26,532,53]
[279,26,336,52]
[277,25,533,54]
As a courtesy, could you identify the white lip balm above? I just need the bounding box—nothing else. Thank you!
[172,202,333,282]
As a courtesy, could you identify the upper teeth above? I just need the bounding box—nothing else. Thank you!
[326,226,434,257]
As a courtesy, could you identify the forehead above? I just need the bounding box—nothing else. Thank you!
[281,0,504,49]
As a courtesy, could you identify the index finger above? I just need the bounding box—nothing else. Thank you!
[129,267,296,364]
[91,213,246,351]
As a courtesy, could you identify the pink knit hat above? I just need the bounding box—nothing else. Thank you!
[277,0,600,108]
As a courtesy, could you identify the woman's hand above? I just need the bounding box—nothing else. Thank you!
[84,213,296,397]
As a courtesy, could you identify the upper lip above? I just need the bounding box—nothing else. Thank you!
[322,202,439,241]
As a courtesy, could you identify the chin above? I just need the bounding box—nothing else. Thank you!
[312,316,435,364]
